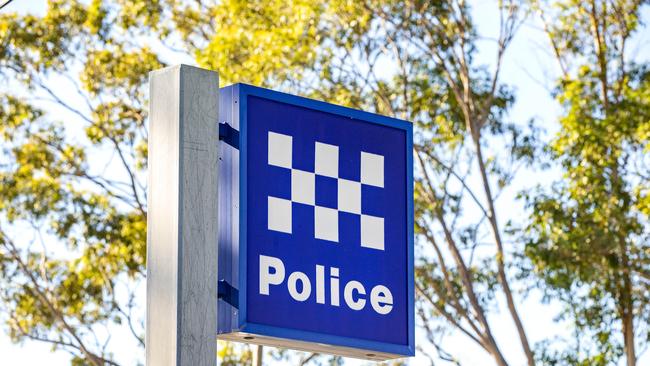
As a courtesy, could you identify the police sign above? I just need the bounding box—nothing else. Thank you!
[217,84,414,360]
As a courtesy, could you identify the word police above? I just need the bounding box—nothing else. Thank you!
[260,255,394,315]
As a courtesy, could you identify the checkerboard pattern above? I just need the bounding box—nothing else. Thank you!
[267,131,385,251]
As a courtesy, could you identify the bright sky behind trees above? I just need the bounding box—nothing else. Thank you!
[1,0,649,365]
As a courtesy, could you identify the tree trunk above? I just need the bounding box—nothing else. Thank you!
[252,344,263,366]
[472,135,535,366]
[623,312,636,366]
[621,261,636,366]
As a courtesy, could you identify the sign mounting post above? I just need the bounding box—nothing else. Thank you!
[147,65,219,366]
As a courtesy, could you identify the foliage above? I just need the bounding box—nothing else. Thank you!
[218,341,253,366]
[522,0,650,365]
[1,0,648,365]
[0,0,159,364]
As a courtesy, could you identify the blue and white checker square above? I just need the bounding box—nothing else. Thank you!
[267,131,386,250]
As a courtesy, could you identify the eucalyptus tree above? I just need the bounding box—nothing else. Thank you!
[0,0,569,365]
[522,1,650,365]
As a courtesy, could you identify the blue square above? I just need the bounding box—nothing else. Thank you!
[292,133,315,172]
[292,202,315,243]
[315,175,337,208]
[338,146,360,181]
[338,211,360,246]
[266,165,291,200]
[361,184,385,217]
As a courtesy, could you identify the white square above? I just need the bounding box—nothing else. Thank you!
[361,215,384,250]
[337,179,361,214]
[361,152,384,187]
[291,169,315,205]
[268,132,292,169]
[268,196,292,233]
[315,142,338,178]
[315,206,338,242]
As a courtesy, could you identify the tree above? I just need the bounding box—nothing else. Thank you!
[522,0,650,365]
[0,1,156,364]
[5,0,646,365]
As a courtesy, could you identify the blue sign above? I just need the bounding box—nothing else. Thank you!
[217,84,414,359]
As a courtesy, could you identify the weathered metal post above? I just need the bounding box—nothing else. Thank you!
[146,65,219,366]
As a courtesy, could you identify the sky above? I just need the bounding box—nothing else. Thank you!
[1,0,649,365]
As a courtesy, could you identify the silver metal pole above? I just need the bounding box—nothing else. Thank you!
[146,65,220,366]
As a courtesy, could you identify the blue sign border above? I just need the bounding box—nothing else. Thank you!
[235,83,414,357]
